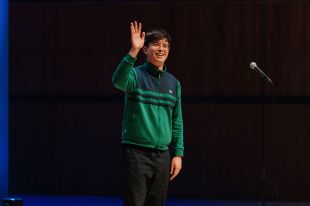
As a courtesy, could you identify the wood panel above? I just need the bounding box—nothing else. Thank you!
[9,0,310,200]
[10,2,310,96]
[10,101,124,195]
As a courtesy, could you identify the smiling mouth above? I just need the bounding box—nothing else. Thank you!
[156,53,165,58]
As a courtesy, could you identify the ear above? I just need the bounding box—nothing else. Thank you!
[143,46,148,55]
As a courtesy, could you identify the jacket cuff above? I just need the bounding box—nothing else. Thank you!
[124,53,137,64]
[174,149,184,157]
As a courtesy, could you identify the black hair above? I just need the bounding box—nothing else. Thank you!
[144,29,171,47]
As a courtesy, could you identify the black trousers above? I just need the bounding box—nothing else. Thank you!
[122,144,170,206]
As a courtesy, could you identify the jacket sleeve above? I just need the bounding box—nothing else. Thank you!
[172,82,184,157]
[112,54,137,93]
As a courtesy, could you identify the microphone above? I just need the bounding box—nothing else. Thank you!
[250,62,273,85]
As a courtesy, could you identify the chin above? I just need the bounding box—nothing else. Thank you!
[155,62,165,67]
[156,59,166,64]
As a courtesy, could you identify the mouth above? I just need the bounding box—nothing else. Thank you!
[156,53,165,58]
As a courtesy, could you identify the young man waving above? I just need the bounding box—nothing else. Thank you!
[112,21,184,206]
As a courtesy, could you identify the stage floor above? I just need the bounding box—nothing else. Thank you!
[2,196,310,206]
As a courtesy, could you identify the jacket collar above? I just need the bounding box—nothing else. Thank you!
[144,61,167,77]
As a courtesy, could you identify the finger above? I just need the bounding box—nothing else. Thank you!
[170,170,175,181]
[134,21,138,33]
[130,22,135,35]
[170,163,174,175]
[138,22,142,34]
[141,32,145,40]
[170,169,179,181]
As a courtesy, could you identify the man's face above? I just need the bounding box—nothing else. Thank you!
[143,38,170,69]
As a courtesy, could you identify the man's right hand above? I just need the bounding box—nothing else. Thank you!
[129,21,145,58]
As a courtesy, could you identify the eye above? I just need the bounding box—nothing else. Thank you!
[152,43,160,47]
[151,42,169,49]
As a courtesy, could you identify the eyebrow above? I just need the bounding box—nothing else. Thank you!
[152,41,169,45]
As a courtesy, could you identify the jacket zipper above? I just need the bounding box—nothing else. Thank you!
[157,73,161,149]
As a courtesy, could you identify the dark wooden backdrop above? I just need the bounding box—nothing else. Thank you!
[10,0,310,201]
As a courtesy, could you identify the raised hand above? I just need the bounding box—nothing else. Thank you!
[129,21,145,58]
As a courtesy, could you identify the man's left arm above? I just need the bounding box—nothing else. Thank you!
[170,82,184,181]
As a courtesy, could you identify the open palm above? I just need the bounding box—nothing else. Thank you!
[130,21,145,50]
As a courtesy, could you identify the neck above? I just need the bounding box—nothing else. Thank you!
[153,62,164,70]
[147,59,164,70]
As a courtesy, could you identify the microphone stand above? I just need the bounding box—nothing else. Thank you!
[260,78,266,206]
[259,76,272,206]
[250,62,272,206]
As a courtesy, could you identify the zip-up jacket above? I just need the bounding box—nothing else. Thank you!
[112,54,184,156]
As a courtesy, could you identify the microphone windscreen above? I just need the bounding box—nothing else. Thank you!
[250,62,257,70]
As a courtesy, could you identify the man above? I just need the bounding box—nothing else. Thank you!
[112,21,184,206]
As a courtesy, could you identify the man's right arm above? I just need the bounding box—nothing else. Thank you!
[112,54,137,92]
[112,21,144,92]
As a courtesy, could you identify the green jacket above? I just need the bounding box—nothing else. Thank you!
[112,54,184,156]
